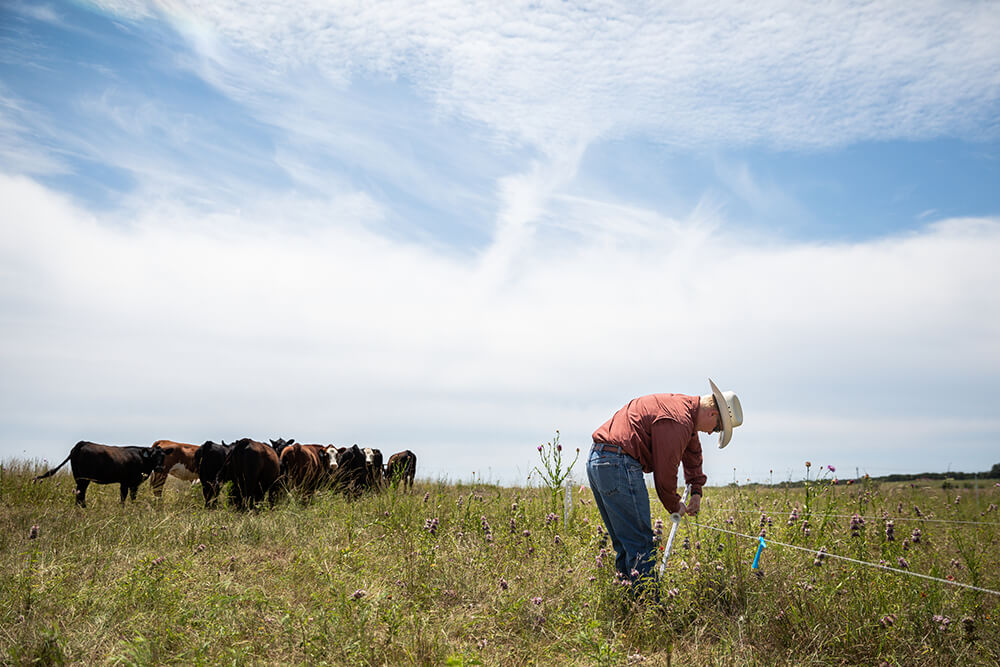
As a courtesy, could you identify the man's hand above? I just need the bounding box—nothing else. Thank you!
[687,494,701,516]
[674,502,687,518]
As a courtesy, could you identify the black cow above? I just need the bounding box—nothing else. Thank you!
[332,444,367,498]
[385,450,417,491]
[220,438,280,511]
[193,440,232,508]
[362,447,384,490]
[33,441,165,507]
[269,438,295,458]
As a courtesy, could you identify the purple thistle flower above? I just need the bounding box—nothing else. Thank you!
[422,492,430,503]
[530,596,543,605]
[351,589,366,600]
[813,547,827,566]
[885,520,895,541]
[880,613,897,627]
[545,513,558,526]
[932,614,951,631]
[499,577,509,590]
[897,557,909,569]
[537,445,543,452]
[554,534,562,545]
[911,528,921,544]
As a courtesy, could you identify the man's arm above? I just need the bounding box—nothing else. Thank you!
[650,419,689,514]
[681,431,707,515]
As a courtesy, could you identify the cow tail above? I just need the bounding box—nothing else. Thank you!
[33,444,79,482]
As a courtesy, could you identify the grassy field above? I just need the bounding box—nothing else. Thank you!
[2,459,999,666]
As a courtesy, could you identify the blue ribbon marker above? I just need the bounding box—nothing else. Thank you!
[752,537,766,569]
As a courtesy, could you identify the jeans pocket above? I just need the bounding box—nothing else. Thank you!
[588,456,626,497]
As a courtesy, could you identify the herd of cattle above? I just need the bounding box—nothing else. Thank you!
[33,439,417,509]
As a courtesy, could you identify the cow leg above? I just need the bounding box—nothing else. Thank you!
[75,478,89,508]
[120,483,129,504]
[149,471,167,498]
[129,483,139,501]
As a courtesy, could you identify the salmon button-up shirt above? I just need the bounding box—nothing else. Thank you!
[591,393,707,514]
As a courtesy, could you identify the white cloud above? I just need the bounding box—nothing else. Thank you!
[2,174,998,482]
[130,0,1000,152]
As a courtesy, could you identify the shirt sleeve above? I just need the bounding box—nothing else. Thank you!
[681,431,707,496]
[650,418,687,513]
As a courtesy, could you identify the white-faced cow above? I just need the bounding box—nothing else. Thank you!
[385,450,417,491]
[33,441,165,508]
[363,447,384,490]
[149,440,200,498]
[193,440,231,508]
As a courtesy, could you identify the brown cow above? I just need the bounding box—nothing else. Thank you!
[385,449,416,491]
[278,443,331,502]
[149,440,200,498]
[219,438,280,511]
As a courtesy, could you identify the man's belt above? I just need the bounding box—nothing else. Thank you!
[591,442,625,454]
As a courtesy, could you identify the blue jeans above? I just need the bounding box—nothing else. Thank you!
[586,446,656,582]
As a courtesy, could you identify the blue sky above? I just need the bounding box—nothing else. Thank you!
[2,0,999,487]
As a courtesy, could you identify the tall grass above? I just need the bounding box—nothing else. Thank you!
[2,459,998,665]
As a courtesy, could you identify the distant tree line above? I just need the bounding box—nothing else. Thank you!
[754,463,1000,489]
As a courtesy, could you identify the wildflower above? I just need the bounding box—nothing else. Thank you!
[556,444,562,452]
[588,575,596,582]
[653,519,664,542]
[725,516,734,525]
[554,534,562,545]
[627,653,646,664]
[423,517,439,534]
[954,495,961,504]
[849,513,865,536]
[530,596,543,605]
[480,516,491,533]
[805,461,811,468]
[827,465,836,472]
[422,492,430,503]
[477,639,487,650]
[932,614,951,631]
[351,589,366,600]
[28,524,39,540]
[880,613,897,627]
[950,559,962,569]
[537,445,543,452]
[897,557,909,569]
[499,577,509,591]
[522,529,531,538]
[667,588,679,598]
[885,520,895,541]
[902,539,910,550]
[151,556,166,567]
[913,505,922,517]
[195,543,206,552]
[509,517,517,533]
[911,528,921,544]
[383,510,390,517]
[683,536,690,550]
[813,547,827,566]
[545,513,558,526]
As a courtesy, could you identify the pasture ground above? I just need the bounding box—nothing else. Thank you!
[2,461,999,665]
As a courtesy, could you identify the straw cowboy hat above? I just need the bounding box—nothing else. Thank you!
[709,378,743,448]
